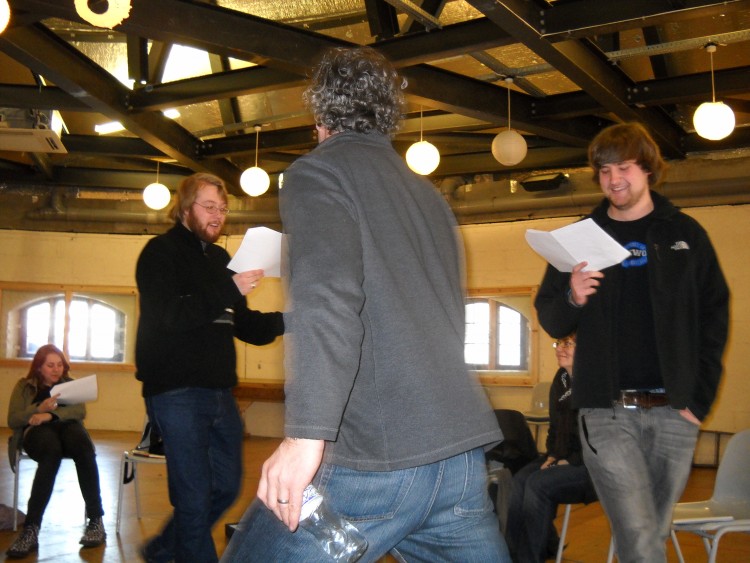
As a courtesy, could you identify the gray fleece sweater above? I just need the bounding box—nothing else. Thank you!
[280,130,502,471]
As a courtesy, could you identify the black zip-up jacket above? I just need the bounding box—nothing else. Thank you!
[135,222,284,397]
[535,192,729,421]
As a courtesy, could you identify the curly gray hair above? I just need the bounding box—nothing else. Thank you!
[304,46,406,136]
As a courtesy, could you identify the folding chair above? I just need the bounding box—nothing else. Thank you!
[670,428,750,563]
[115,417,167,534]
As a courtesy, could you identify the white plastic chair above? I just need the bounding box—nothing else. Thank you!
[115,418,167,534]
[523,381,552,445]
[556,503,615,563]
[670,428,750,563]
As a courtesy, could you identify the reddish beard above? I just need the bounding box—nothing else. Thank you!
[185,211,223,243]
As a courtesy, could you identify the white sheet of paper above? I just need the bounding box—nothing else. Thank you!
[50,374,98,405]
[227,227,282,277]
[525,218,631,272]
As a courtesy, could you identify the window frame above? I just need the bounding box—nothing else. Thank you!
[0,282,137,372]
[466,286,540,387]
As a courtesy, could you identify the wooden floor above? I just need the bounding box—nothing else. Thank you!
[1,427,748,562]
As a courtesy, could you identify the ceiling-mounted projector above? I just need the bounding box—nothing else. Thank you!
[0,108,67,154]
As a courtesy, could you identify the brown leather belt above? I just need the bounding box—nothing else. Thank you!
[618,390,669,409]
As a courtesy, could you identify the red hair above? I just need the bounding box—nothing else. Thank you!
[26,344,70,386]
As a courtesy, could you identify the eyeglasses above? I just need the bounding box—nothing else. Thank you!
[192,201,229,215]
[553,339,576,349]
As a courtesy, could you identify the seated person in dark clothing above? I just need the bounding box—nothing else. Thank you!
[505,333,597,562]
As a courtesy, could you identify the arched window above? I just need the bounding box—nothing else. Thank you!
[465,298,529,371]
[19,295,125,362]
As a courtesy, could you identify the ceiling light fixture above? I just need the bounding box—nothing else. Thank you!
[491,77,528,167]
[405,107,440,175]
[74,0,132,29]
[142,162,171,210]
[693,43,735,141]
[0,0,10,34]
[240,125,270,197]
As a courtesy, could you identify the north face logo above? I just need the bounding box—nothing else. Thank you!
[671,241,690,251]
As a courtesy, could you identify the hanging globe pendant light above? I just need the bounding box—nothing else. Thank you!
[491,77,527,167]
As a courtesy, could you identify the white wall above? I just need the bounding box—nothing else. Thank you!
[1,203,748,437]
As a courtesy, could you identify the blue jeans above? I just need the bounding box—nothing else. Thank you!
[505,456,596,563]
[221,447,510,562]
[144,387,243,563]
[579,406,699,563]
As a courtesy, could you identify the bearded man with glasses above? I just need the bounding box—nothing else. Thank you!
[135,172,285,563]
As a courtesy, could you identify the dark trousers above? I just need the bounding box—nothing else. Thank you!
[506,456,596,563]
[22,419,103,527]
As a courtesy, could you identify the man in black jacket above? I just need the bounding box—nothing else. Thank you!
[535,122,729,563]
[135,172,284,563]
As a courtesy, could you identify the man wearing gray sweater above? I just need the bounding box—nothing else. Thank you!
[222,46,508,562]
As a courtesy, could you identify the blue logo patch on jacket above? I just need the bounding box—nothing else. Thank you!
[622,241,648,268]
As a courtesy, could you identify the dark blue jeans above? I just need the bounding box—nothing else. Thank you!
[505,456,596,563]
[23,419,103,527]
[144,387,243,563]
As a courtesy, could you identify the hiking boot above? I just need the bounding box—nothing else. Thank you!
[79,516,107,547]
[6,523,39,558]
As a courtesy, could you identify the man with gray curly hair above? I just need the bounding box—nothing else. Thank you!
[222,46,509,562]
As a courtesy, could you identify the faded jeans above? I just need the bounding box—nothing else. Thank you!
[579,405,699,563]
[144,387,243,563]
[221,447,510,562]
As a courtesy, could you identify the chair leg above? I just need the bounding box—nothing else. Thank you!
[670,529,686,563]
[555,504,572,563]
[708,528,732,563]
[134,462,142,519]
[12,456,20,532]
[117,452,126,534]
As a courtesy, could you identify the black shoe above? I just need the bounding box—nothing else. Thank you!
[6,524,39,558]
[80,516,107,547]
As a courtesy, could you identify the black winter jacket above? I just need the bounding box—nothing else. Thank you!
[535,192,729,421]
[135,222,284,396]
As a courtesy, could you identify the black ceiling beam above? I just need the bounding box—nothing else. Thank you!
[127,17,515,112]
[402,65,603,147]
[401,0,447,34]
[530,65,750,120]
[0,23,245,194]
[377,18,516,67]
[61,134,167,157]
[539,0,750,41]
[465,0,685,158]
[0,84,89,111]
[203,126,319,158]
[127,35,149,87]
[682,125,750,153]
[365,0,400,40]
[126,66,303,112]
[628,67,750,106]
[15,1,588,145]
[208,53,243,137]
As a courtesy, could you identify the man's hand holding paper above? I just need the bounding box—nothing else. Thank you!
[228,227,282,277]
[525,218,630,272]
